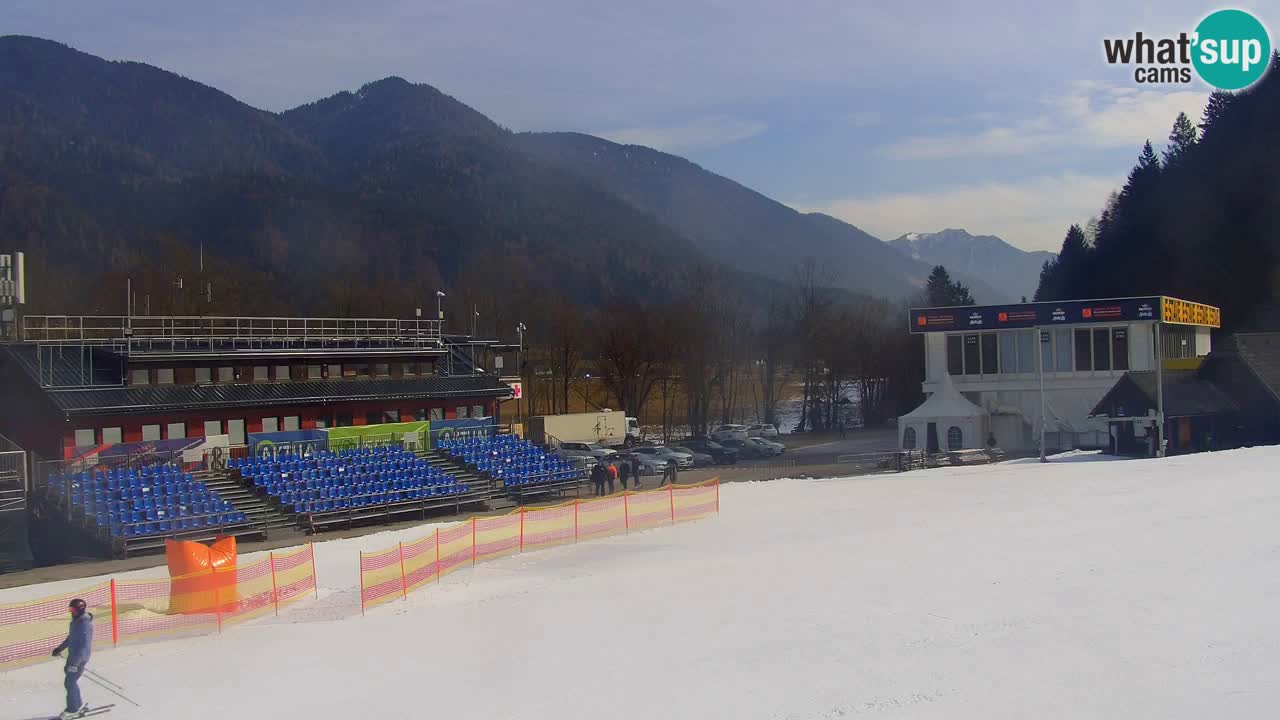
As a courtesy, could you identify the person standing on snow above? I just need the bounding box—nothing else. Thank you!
[590,461,606,496]
[52,598,93,719]
[617,456,631,491]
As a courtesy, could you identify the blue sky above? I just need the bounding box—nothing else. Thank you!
[9,0,1272,251]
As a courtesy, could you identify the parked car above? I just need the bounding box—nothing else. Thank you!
[614,451,669,476]
[681,437,740,465]
[556,449,598,470]
[751,437,786,455]
[669,446,714,468]
[747,423,780,438]
[720,438,770,460]
[559,441,617,460]
[710,424,749,442]
[633,445,694,469]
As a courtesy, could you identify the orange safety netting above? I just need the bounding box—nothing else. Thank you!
[358,478,721,613]
[1,544,318,672]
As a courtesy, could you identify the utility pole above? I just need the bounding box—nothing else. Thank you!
[517,322,527,427]
[1038,327,1048,462]
[1155,322,1165,457]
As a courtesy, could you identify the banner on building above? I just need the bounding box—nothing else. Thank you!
[327,421,431,451]
[69,438,201,464]
[429,418,496,448]
[248,430,328,460]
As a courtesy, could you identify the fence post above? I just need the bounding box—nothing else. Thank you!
[359,551,366,617]
[309,543,319,598]
[471,517,477,567]
[715,478,720,513]
[669,483,675,524]
[269,552,280,616]
[215,584,222,633]
[398,542,408,600]
[519,507,525,552]
[624,491,630,531]
[109,579,119,646]
[435,528,441,583]
[574,499,579,542]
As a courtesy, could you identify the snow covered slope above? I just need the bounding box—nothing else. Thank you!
[6,448,1280,719]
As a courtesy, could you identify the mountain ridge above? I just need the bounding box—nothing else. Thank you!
[888,229,1054,302]
[1,34,1002,316]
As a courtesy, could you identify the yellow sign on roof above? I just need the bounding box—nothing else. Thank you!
[1161,297,1221,328]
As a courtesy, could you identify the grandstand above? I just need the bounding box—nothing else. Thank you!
[51,464,253,548]
[229,445,491,531]
[437,433,584,501]
[0,312,522,560]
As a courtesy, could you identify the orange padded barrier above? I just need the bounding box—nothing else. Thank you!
[166,536,239,614]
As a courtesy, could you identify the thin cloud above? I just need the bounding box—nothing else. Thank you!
[794,172,1119,252]
[846,111,882,127]
[881,83,1208,160]
[597,115,767,153]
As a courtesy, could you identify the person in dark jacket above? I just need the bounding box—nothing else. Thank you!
[617,456,631,490]
[52,598,93,719]
[663,461,678,487]
[631,458,643,489]
[590,462,606,496]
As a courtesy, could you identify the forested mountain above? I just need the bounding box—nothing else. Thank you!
[517,132,1006,302]
[889,229,1052,302]
[1,37,718,319]
[0,35,964,331]
[1036,53,1280,331]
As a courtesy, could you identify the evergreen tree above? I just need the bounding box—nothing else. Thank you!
[1162,112,1198,166]
[925,265,975,306]
[1033,258,1057,301]
[1200,90,1236,136]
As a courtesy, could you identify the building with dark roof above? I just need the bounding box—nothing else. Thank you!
[1196,333,1280,445]
[1089,370,1238,455]
[0,315,517,462]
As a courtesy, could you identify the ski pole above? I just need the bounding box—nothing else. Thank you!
[85,668,124,691]
[83,672,141,707]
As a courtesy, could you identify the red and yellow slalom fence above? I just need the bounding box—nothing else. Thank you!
[359,478,720,613]
[0,544,318,671]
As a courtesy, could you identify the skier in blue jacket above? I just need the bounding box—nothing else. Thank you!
[52,598,93,719]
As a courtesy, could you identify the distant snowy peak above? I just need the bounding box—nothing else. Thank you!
[887,229,1056,302]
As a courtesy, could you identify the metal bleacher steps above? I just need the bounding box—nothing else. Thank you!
[198,469,297,533]
[416,448,513,510]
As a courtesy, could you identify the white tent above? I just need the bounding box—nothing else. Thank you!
[898,372,989,451]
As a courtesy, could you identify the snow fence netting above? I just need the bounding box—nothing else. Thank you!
[0,544,317,671]
[358,478,720,613]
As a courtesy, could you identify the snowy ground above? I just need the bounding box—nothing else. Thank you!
[7,448,1280,719]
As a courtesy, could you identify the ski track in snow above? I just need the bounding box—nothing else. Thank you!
[6,448,1280,719]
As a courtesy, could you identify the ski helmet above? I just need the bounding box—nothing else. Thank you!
[68,598,87,616]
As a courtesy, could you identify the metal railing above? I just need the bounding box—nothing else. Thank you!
[0,450,28,513]
[22,315,445,351]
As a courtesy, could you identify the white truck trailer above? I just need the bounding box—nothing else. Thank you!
[527,410,640,448]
